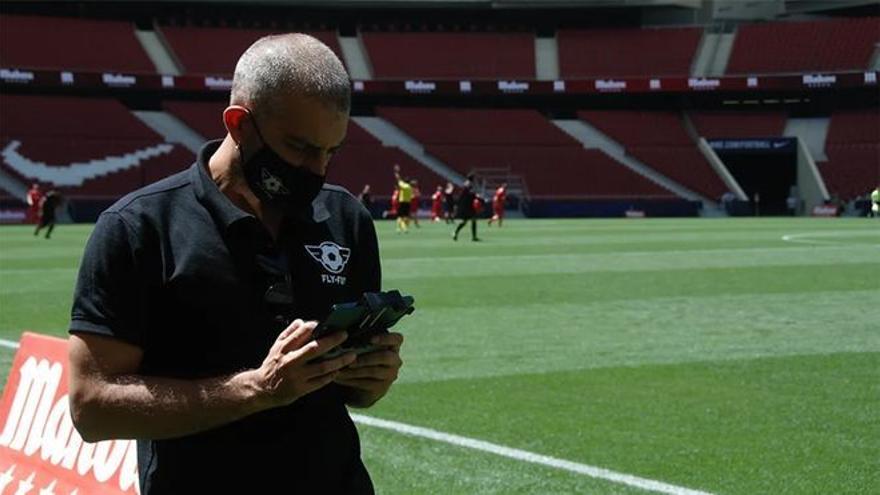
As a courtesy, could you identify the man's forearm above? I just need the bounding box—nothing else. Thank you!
[71,369,268,442]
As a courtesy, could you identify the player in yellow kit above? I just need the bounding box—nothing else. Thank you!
[393,164,413,232]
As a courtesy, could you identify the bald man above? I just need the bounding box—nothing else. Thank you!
[67,34,400,493]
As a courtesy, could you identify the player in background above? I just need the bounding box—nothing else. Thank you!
[34,190,62,239]
[443,181,456,223]
[870,185,879,218]
[25,183,42,224]
[358,184,374,218]
[410,179,421,228]
[453,180,480,242]
[384,184,399,219]
[487,182,507,227]
[431,185,444,222]
[393,164,413,233]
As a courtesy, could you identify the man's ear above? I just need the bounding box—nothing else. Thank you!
[223,105,251,145]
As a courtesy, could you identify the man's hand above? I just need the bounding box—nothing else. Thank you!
[253,319,357,409]
[335,332,404,408]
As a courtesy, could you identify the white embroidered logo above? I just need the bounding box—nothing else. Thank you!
[305,241,351,274]
[260,168,289,196]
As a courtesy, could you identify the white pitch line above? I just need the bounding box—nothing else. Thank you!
[0,338,712,494]
[351,413,714,495]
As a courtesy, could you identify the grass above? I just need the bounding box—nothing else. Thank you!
[1,218,878,494]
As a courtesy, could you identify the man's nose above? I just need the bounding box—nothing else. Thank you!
[302,151,331,176]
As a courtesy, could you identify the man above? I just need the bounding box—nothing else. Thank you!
[430,184,443,222]
[393,164,413,233]
[358,183,374,218]
[443,181,455,224]
[68,34,403,494]
[871,185,879,218]
[452,180,479,241]
[25,183,42,224]
[487,182,507,227]
[409,178,421,228]
[33,189,61,238]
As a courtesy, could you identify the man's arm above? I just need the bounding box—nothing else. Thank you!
[69,320,354,441]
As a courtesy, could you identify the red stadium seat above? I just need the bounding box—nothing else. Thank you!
[1,95,190,197]
[726,17,880,74]
[159,26,342,74]
[690,111,788,139]
[362,32,535,79]
[0,15,154,72]
[558,27,702,78]
[578,110,728,199]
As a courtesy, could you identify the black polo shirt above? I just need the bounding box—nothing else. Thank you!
[70,140,381,494]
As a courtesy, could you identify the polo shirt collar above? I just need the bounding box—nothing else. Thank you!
[191,140,329,231]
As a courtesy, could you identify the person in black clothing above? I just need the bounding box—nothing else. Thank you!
[453,180,480,241]
[33,189,62,239]
[443,181,455,224]
[358,183,374,218]
[67,34,403,494]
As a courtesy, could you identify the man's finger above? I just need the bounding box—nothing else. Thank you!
[370,332,403,350]
[279,320,317,353]
[336,365,397,381]
[302,352,357,379]
[347,350,401,368]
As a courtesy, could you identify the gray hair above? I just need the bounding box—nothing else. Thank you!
[230,33,351,115]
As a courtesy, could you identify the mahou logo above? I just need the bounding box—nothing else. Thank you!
[0,333,139,494]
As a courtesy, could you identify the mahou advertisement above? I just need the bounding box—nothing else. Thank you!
[0,333,139,494]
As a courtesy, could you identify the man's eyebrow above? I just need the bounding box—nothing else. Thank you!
[285,134,345,152]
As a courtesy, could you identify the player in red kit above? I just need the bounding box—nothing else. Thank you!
[431,185,443,222]
[488,183,507,227]
[26,183,42,224]
[410,179,421,228]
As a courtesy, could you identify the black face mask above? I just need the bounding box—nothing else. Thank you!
[240,113,325,212]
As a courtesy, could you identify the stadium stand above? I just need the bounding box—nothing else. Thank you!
[579,110,729,199]
[1,95,191,197]
[158,25,342,74]
[0,15,155,72]
[377,107,574,146]
[361,32,535,79]
[379,107,675,198]
[161,100,443,196]
[557,27,702,78]
[820,109,880,200]
[689,111,788,139]
[726,17,880,74]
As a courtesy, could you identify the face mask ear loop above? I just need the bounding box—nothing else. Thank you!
[245,109,269,148]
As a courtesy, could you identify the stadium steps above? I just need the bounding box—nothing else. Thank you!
[0,166,28,201]
[551,119,709,204]
[351,116,466,184]
[339,34,373,80]
[135,28,182,75]
[695,138,748,200]
[870,45,880,70]
[131,111,204,154]
[535,35,560,80]
[784,118,830,161]
[692,27,736,77]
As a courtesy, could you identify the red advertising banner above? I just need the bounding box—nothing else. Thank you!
[0,333,139,494]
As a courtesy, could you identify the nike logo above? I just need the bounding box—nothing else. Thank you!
[1,139,175,186]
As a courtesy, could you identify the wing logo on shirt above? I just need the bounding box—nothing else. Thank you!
[305,241,351,275]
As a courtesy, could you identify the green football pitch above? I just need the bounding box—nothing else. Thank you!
[1,218,878,494]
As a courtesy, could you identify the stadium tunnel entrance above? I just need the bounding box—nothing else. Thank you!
[711,138,798,216]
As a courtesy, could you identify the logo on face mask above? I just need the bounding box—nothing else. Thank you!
[305,241,351,275]
[260,168,290,196]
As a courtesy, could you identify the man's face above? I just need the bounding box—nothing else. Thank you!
[247,94,348,177]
